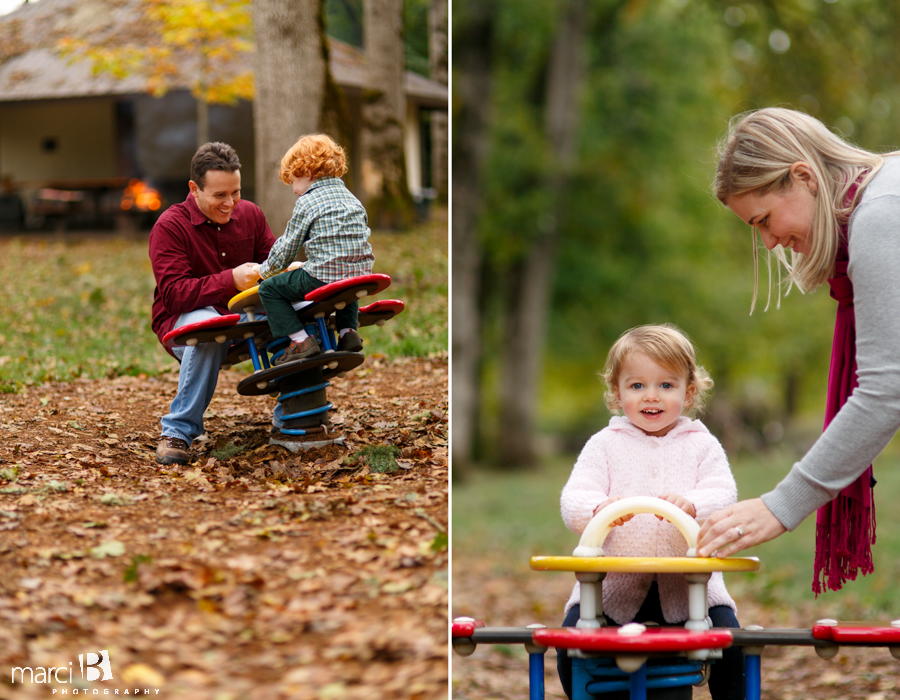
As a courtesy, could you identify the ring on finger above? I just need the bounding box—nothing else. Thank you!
[734,526,744,538]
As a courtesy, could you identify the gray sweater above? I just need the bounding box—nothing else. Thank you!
[763,156,900,530]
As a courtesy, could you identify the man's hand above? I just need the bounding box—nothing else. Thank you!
[232,262,261,291]
[287,261,303,271]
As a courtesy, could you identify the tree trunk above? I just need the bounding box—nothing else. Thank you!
[252,0,329,237]
[196,98,209,147]
[429,0,448,203]
[450,2,493,475]
[495,0,588,468]
[361,0,414,230]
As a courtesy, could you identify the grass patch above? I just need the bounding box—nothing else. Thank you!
[0,235,167,387]
[211,443,246,460]
[0,466,20,481]
[453,450,900,619]
[351,444,401,473]
[0,211,447,391]
[365,208,448,359]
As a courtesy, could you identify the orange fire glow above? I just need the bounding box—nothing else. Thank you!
[121,179,162,212]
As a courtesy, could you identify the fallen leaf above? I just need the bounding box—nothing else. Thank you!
[90,540,125,558]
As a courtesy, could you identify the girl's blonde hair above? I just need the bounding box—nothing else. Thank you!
[714,107,886,312]
[603,324,713,416]
[279,133,348,184]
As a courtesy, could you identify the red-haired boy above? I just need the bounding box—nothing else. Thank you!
[255,134,375,364]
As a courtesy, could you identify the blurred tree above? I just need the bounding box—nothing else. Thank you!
[451,0,494,473]
[361,0,415,229]
[455,0,900,468]
[59,0,253,147]
[429,0,448,203]
[493,0,589,468]
[252,0,350,236]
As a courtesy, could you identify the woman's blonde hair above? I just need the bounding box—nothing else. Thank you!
[279,133,348,184]
[714,108,886,311]
[602,324,713,416]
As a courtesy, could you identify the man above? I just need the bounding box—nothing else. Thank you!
[149,142,275,465]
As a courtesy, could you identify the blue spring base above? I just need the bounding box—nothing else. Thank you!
[573,656,701,700]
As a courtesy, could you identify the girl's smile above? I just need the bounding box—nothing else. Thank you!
[614,351,694,437]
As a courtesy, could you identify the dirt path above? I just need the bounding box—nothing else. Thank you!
[0,356,448,699]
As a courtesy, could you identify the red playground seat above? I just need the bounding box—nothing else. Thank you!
[163,314,241,348]
[358,299,405,327]
[534,626,733,654]
[304,273,392,306]
[812,620,900,644]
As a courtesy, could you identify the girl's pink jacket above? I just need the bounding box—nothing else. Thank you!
[561,416,738,624]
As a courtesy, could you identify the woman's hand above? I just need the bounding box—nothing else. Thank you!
[657,493,696,520]
[593,496,633,526]
[697,498,787,558]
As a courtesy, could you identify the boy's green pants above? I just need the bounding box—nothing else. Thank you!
[258,268,359,339]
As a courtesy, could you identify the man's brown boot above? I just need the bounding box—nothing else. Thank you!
[156,437,190,465]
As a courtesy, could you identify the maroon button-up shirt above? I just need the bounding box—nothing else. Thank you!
[149,194,275,354]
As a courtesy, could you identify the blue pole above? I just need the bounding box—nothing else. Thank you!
[628,663,647,700]
[315,316,333,351]
[528,652,544,700]
[246,337,263,372]
[745,653,761,700]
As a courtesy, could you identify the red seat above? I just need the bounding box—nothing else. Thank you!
[533,627,733,653]
[304,273,391,303]
[358,299,405,327]
[162,314,240,348]
[812,622,900,643]
[359,299,405,315]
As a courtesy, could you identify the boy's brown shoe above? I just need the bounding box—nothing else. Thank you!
[337,330,363,353]
[273,336,321,365]
[156,437,190,465]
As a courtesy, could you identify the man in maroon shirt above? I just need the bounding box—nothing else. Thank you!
[149,142,275,464]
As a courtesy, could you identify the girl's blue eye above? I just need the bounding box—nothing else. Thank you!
[661,383,673,389]
[631,383,643,389]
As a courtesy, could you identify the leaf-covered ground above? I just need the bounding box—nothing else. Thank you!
[0,355,448,699]
[452,561,898,700]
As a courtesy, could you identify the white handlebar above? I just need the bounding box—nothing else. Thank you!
[573,496,699,558]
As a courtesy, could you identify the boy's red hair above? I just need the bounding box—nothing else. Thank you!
[279,134,348,184]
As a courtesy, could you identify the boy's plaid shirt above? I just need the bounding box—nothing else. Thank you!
[259,177,374,283]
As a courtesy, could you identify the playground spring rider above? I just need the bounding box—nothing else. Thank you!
[455,496,900,699]
[163,273,404,449]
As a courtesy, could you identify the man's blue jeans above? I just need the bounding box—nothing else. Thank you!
[160,306,283,444]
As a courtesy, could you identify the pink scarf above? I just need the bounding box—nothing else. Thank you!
[813,215,877,595]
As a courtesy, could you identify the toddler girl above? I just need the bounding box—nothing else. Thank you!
[557,324,744,700]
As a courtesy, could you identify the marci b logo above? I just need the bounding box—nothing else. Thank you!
[79,650,113,682]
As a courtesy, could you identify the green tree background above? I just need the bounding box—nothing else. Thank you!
[453,0,900,469]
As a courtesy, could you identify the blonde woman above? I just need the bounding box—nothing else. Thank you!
[698,107,898,595]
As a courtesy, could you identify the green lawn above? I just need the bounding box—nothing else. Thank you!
[453,447,900,620]
[0,212,447,392]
